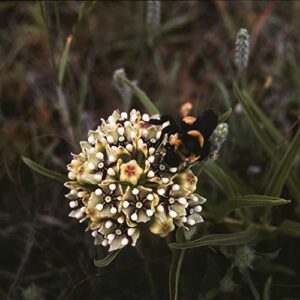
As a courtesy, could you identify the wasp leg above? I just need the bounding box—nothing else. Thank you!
[163,144,181,167]
[148,118,164,125]
[148,115,176,126]
[149,115,179,144]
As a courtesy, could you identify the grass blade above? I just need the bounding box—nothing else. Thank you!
[169,228,188,300]
[201,161,252,198]
[233,82,300,203]
[94,250,120,267]
[265,128,300,197]
[169,227,258,250]
[22,156,67,183]
[169,249,185,300]
[242,91,282,143]
[213,195,290,221]
[277,220,300,239]
[58,35,73,86]
[118,75,159,115]
[233,83,275,157]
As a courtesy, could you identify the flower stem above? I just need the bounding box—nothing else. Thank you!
[136,242,159,300]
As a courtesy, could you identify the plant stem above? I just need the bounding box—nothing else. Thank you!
[136,242,159,300]
[223,217,277,233]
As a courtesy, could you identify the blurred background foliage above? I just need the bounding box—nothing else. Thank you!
[0,1,299,300]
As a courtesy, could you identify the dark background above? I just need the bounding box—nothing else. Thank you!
[0,1,299,300]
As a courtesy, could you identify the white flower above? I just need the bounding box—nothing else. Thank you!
[65,109,206,252]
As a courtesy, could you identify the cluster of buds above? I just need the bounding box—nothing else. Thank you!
[233,246,255,271]
[235,28,250,70]
[209,123,229,160]
[65,110,207,252]
[146,0,161,29]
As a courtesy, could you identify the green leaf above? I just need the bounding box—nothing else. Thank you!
[94,250,120,267]
[119,76,159,115]
[256,261,295,276]
[233,83,300,203]
[213,195,290,221]
[58,35,72,86]
[265,128,300,197]
[182,224,197,241]
[256,249,281,261]
[169,249,185,300]
[243,269,260,300]
[241,90,282,144]
[22,157,67,182]
[169,227,258,250]
[160,11,199,35]
[169,228,187,300]
[218,107,232,123]
[216,80,231,108]
[277,220,300,239]
[233,83,275,157]
[201,161,252,198]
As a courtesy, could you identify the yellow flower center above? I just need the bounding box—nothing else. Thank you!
[150,216,175,237]
[178,169,198,192]
[120,160,144,186]
[186,173,196,185]
[124,164,136,177]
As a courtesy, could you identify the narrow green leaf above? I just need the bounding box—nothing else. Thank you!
[216,80,231,108]
[201,162,252,198]
[160,11,200,35]
[257,261,295,276]
[277,220,300,239]
[233,82,300,203]
[241,91,282,144]
[94,250,120,267]
[22,157,67,182]
[243,269,260,300]
[265,128,300,197]
[58,35,72,86]
[169,249,185,300]
[213,195,290,220]
[233,83,274,157]
[169,227,258,250]
[256,249,281,261]
[182,224,197,241]
[218,107,232,123]
[118,76,159,115]
[168,228,187,300]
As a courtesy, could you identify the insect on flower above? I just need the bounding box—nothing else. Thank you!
[64,105,228,253]
[148,105,219,167]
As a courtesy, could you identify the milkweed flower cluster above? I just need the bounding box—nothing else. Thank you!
[65,110,208,252]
